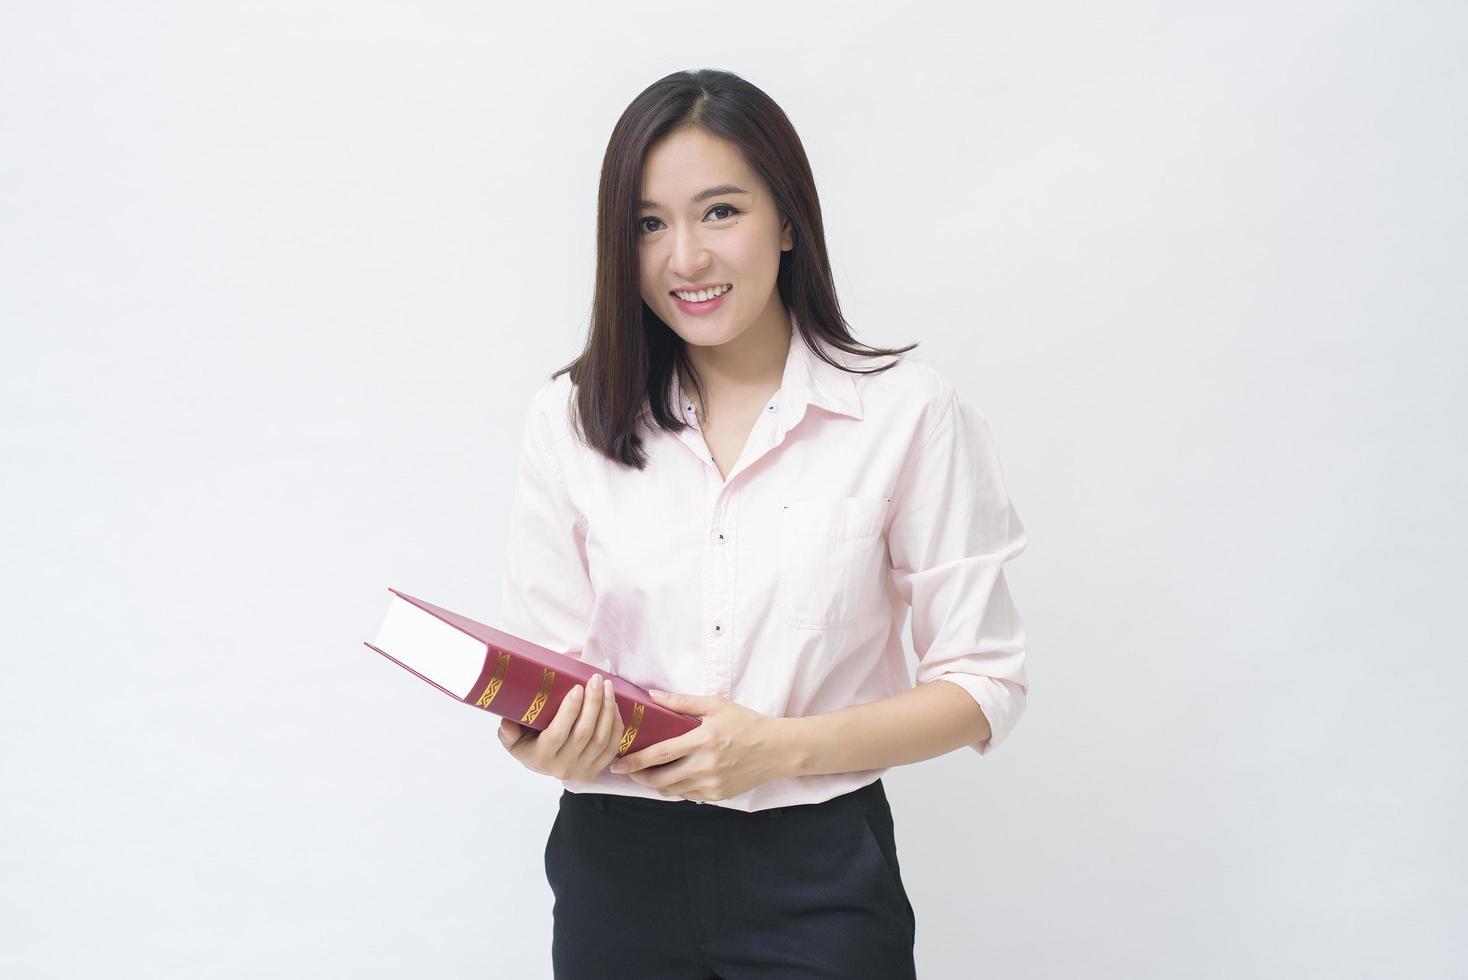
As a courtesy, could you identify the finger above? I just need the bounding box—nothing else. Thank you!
[658,776,701,799]
[604,677,625,733]
[637,758,694,794]
[559,674,606,761]
[540,683,584,753]
[591,677,621,762]
[613,730,694,774]
[498,718,527,751]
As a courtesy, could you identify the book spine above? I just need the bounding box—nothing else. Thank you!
[468,647,653,756]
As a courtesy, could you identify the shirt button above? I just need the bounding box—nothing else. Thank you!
[715,531,726,543]
[713,624,722,634]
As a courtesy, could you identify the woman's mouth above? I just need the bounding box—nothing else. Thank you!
[671,283,732,316]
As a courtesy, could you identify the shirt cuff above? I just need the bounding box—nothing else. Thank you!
[929,674,1026,756]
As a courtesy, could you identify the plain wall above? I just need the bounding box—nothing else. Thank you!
[2,1,1463,977]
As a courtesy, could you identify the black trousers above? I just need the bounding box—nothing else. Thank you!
[543,776,917,979]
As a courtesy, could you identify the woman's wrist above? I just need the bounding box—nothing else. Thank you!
[763,715,814,781]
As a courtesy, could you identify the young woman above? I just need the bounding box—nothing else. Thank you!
[495,68,1029,978]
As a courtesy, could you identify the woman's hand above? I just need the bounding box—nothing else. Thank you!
[497,673,625,780]
[607,690,794,802]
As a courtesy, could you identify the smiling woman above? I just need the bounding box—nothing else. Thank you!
[496,67,1030,979]
[555,68,917,468]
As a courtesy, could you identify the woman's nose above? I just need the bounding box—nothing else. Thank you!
[670,227,711,277]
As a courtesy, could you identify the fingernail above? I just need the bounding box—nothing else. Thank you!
[611,762,628,773]
[571,685,582,698]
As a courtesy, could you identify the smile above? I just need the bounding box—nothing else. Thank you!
[671,283,732,303]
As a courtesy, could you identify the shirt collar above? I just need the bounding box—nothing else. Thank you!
[644,313,864,426]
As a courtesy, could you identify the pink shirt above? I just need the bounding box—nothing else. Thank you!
[497,323,1028,812]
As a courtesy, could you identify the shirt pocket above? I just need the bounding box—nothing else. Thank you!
[776,495,891,630]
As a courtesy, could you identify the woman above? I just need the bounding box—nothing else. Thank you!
[495,68,1029,978]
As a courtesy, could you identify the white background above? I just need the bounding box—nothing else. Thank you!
[3,2,1464,977]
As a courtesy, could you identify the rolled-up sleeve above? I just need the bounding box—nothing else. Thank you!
[496,384,596,659]
[887,380,1029,755]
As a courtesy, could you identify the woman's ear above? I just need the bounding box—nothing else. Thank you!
[780,215,794,251]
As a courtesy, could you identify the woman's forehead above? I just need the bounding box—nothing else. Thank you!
[641,131,760,200]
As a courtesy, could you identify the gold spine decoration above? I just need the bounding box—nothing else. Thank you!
[618,702,645,755]
[520,668,556,725]
[474,651,512,709]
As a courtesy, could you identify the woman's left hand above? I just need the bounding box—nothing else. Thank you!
[609,690,795,801]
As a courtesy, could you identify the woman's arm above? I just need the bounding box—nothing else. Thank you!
[772,679,994,778]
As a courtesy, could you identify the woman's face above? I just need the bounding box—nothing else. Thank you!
[636,126,793,347]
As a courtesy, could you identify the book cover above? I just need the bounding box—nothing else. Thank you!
[365,587,700,756]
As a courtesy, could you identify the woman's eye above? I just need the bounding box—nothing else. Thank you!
[636,205,742,236]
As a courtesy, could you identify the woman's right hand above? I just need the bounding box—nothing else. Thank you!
[497,673,627,780]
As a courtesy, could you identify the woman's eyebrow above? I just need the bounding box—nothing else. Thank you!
[639,184,752,210]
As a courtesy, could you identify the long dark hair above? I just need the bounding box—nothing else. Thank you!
[552,68,918,469]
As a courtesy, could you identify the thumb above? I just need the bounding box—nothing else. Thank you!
[498,718,523,746]
[650,689,719,715]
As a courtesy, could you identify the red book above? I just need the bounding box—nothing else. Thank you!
[365,587,700,755]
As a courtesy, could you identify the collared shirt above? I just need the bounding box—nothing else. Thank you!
[496,321,1028,812]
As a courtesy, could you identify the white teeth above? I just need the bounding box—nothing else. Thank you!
[674,284,731,303]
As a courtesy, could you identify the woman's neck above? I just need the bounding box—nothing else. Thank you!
[680,312,793,423]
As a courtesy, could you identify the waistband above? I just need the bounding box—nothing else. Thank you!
[561,776,887,820]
